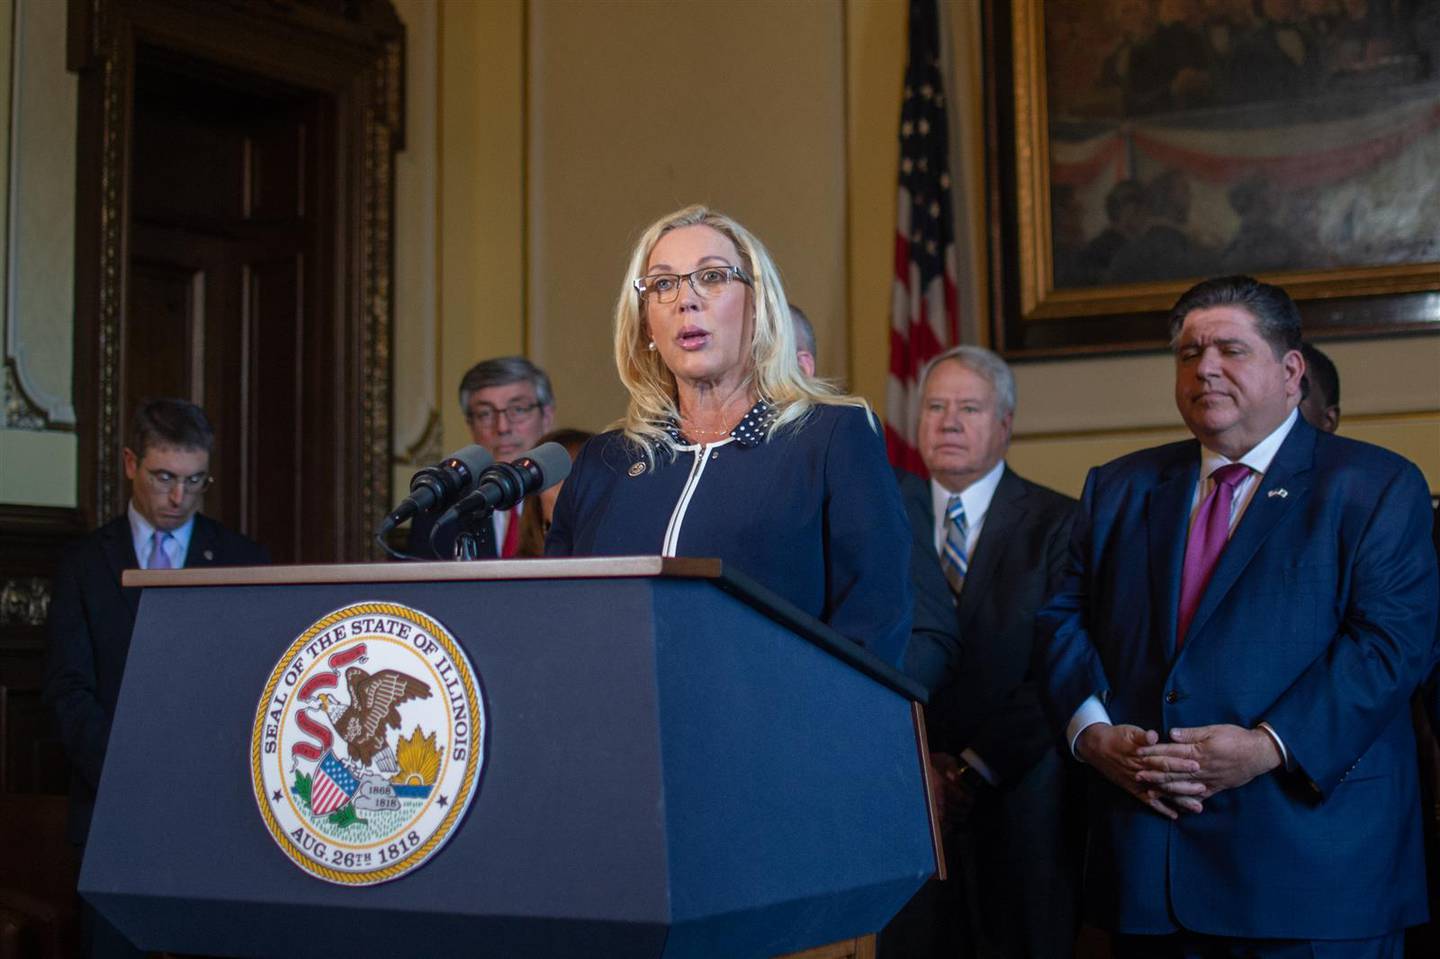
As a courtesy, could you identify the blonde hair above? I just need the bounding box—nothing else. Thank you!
[613,205,870,458]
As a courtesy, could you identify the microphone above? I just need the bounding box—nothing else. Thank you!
[437,442,572,527]
[376,444,495,537]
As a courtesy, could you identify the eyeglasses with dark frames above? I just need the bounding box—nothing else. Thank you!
[632,265,752,304]
[466,401,544,429]
[143,468,213,496]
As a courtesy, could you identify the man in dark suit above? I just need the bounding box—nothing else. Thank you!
[44,398,268,956]
[408,355,556,559]
[1040,276,1436,957]
[788,303,818,378]
[1298,341,1341,434]
[882,346,1081,959]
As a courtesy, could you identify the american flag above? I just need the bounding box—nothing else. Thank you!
[309,751,359,816]
[886,0,960,475]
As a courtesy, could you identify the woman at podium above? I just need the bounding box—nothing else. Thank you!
[546,205,913,667]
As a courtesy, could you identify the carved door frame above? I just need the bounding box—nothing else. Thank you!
[66,0,403,558]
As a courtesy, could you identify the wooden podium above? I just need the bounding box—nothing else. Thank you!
[84,557,940,958]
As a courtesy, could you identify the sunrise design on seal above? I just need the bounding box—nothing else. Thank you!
[250,602,485,885]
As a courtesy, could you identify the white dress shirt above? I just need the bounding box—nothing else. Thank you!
[1066,409,1300,761]
[929,459,1006,559]
[128,501,196,570]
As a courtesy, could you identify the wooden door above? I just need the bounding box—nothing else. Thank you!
[70,0,403,562]
[125,57,329,563]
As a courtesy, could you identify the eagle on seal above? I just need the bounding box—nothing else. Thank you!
[312,666,432,774]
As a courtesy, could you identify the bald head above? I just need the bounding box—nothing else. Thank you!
[790,304,816,377]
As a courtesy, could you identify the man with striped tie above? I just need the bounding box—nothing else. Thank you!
[883,345,1080,959]
[44,398,267,956]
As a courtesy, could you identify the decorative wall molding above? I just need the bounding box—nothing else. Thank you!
[2,363,44,430]
[0,505,86,628]
[360,29,405,551]
[0,576,49,627]
[2,0,79,432]
[90,28,127,520]
[397,407,443,468]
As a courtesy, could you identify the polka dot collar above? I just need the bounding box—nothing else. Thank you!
[664,400,776,448]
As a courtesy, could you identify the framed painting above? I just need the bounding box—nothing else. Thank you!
[984,0,1440,356]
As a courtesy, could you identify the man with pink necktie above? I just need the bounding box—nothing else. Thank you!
[44,399,267,956]
[1039,276,1437,958]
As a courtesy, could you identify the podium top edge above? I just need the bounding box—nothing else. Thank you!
[121,556,721,588]
[121,555,927,701]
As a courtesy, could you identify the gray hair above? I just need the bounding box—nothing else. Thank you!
[457,356,555,413]
[919,345,1017,419]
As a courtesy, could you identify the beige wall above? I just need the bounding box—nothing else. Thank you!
[390,0,439,499]
[527,0,849,432]
[1006,338,1440,498]
[391,0,528,470]
[1,0,1432,512]
[845,0,905,406]
[395,0,853,446]
[387,0,1437,501]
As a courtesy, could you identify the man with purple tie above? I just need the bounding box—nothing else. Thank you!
[1039,276,1436,957]
[44,398,267,955]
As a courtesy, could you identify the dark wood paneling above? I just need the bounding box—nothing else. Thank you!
[247,113,305,221]
[0,794,78,959]
[248,254,304,560]
[131,99,247,223]
[0,505,88,799]
[124,258,199,409]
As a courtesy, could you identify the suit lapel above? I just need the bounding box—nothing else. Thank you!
[955,470,1024,634]
[99,515,142,617]
[1183,421,1314,646]
[185,514,220,567]
[1147,448,1198,659]
[898,470,937,552]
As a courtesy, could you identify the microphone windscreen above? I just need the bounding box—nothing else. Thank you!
[449,444,495,486]
[522,441,573,490]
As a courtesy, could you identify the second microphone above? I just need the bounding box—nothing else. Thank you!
[436,442,573,531]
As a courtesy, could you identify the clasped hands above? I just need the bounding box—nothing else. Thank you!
[1075,722,1284,820]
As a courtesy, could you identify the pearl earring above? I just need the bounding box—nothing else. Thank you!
[647,340,656,351]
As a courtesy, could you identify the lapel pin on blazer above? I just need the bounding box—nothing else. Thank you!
[203,549,214,560]
[1267,488,1288,499]
[628,462,646,477]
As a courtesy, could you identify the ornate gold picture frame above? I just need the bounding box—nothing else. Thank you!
[986,0,1440,356]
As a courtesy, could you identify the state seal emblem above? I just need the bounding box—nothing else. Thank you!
[250,601,485,885]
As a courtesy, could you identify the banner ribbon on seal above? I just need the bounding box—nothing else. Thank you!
[292,644,370,761]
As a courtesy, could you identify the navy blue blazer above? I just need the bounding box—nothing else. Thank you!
[43,513,270,844]
[1039,416,1437,939]
[546,403,914,669]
